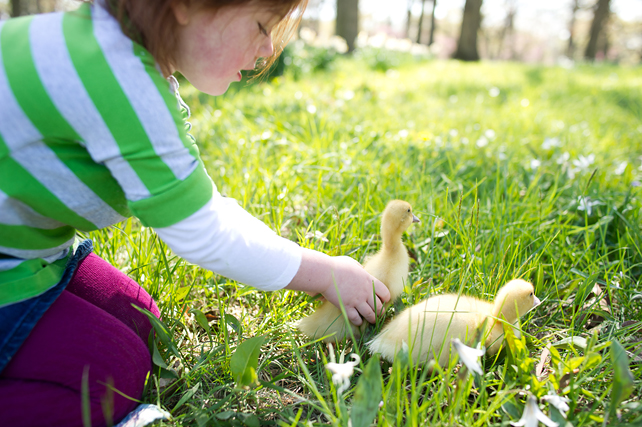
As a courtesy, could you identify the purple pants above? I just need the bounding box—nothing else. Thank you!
[0,253,160,427]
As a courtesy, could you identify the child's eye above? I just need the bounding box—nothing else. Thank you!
[258,22,268,36]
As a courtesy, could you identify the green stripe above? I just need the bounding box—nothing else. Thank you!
[1,16,130,218]
[1,16,78,142]
[62,6,178,193]
[129,165,213,228]
[0,254,69,306]
[43,138,131,217]
[0,223,75,250]
[0,139,95,231]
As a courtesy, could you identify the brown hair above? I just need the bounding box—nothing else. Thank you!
[104,0,308,77]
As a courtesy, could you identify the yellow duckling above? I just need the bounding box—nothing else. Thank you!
[367,279,540,366]
[297,200,420,343]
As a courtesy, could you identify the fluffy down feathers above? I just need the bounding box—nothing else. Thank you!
[296,200,419,343]
[367,279,540,366]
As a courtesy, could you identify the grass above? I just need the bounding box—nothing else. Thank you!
[88,53,642,426]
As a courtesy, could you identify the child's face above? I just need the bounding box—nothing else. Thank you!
[172,2,280,95]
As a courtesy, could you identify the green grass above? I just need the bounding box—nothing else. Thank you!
[88,55,642,426]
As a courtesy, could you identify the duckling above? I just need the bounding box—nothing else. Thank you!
[297,200,420,343]
[367,279,540,366]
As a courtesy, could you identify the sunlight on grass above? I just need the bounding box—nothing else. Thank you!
[89,56,642,426]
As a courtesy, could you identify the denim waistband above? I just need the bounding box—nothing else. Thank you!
[0,239,94,373]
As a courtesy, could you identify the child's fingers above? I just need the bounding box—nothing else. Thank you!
[357,301,376,324]
[372,278,390,303]
[371,296,385,316]
[347,307,364,326]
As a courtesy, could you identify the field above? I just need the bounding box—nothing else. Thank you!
[88,50,642,426]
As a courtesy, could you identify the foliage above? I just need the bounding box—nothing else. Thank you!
[88,56,642,426]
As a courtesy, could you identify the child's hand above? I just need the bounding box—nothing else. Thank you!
[286,249,390,326]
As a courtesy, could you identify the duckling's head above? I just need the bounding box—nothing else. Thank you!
[381,200,420,239]
[492,279,540,323]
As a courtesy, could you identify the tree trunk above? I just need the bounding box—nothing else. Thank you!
[453,0,483,61]
[416,0,426,44]
[405,0,414,40]
[496,0,516,59]
[567,0,580,58]
[428,0,437,46]
[10,0,22,17]
[336,0,359,53]
[585,0,610,60]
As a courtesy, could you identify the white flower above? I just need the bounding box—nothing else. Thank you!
[530,159,542,170]
[489,87,500,97]
[476,136,489,148]
[541,394,570,417]
[451,338,485,375]
[572,154,595,170]
[541,137,561,150]
[325,353,360,394]
[614,161,628,175]
[511,395,558,427]
[577,196,603,216]
[304,230,329,242]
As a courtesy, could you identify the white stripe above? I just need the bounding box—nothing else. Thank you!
[0,189,65,229]
[0,238,75,260]
[0,248,69,272]
[0,21,43,151]
[0,18,125,229]
[11,141,126,228]
[92,4,198,181]
[29,13,150,202]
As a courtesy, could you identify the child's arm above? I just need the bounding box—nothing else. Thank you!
[285,248,390,326]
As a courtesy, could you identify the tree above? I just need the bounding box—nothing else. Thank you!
[496,0,516,59]
[584,0,611,60]
[336,0,359,53]
[11,0,22,16]
[567,0,581,58]
[417,0,427,44]
[428,0,437,46]
[453,0,483,61]
[405,0,414,39]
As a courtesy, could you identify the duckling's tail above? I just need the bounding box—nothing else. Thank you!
[297,301,359,343]
[367,324,404,363]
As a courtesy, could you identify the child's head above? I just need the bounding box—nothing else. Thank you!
[107,0,307,93]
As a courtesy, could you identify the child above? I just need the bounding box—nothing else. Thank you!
[0,0,390,425]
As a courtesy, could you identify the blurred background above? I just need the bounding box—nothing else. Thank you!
[1,0,641,65]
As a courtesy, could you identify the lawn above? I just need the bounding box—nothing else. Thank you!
[87,50,642,426]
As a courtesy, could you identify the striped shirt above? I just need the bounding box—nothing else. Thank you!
[0,2,302,307]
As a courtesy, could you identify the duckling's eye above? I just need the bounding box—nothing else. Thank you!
[529,292,533,297]
[258,22,268,36]
[407,208,411,212]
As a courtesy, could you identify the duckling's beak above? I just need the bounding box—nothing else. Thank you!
[412,214,420,223]
[533,295,541,307]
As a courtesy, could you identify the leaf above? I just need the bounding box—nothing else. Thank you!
[175,286,191,301]
[230,335,267,388]
[551,336,587,350]
[132,305,181,358]
[189,308,211,334]
[151,337,169,369]
[350,355,382,427]
[501,397,521,419]
[609,340,634,418]
[238,412,260,427]
[215,411,236,420]
[225,313,243,337]
[172,383,200,412]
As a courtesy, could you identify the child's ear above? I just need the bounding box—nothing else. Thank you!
[171,0,191,25]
